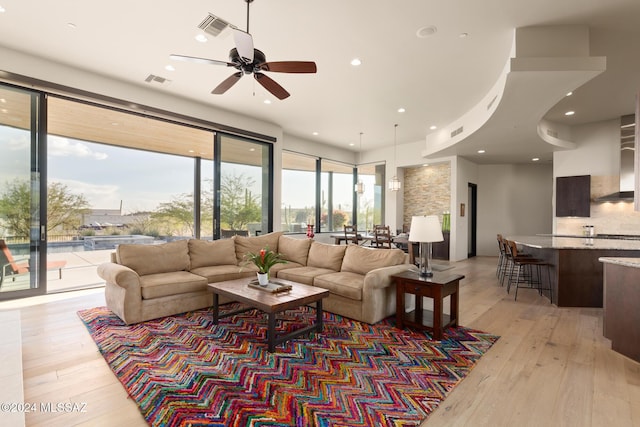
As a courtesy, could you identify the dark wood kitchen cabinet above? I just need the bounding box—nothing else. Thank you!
[556,175,591,217]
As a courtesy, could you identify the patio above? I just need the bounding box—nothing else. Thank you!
[0,249,110,294]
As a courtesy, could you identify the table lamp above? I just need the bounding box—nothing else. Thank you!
[408,215,444,277]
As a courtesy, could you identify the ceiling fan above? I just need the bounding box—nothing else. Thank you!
[170,0,317,100]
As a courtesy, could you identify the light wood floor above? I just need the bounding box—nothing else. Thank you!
[1,256,638,426]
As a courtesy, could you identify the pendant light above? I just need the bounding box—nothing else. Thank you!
[388,124,401,191]
[355,132,365,194]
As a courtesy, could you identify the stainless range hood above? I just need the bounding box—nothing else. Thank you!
[595,114,635,202]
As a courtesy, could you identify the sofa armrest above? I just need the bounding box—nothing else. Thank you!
[97,262,140,290]
[363,263,418,290]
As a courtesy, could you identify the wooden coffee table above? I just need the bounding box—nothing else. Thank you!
[208,277,329,352]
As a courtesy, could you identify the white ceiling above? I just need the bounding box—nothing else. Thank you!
[0,0,639,164]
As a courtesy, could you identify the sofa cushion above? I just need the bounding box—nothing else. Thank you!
[313,271,364,301]
[117,240,190,276]
[234,231,283,264]
[139,271,208,299]
[190,265,255,283]
[341,245,406,275]
[269,261,303,276]
[188,238,237,269]
[275,266,337,286]
[307,242,346,271]
[278,235,312,265]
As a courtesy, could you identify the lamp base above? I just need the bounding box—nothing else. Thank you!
[418,242,434,278]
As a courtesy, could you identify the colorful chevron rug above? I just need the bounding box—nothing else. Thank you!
[78,305,498,426]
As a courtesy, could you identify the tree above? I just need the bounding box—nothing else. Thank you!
[220,172,261,230]
[0,179,90,239]
[151,193,195,236]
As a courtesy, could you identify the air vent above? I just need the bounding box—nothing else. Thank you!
[198,13,231,37]
[451,126,464,138]
[547,129,558,138]
[145,74,171,85]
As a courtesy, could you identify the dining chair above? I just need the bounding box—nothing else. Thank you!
[343,225,359,245]
[372,225,392,249]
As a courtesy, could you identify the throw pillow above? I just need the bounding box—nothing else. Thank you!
[278,235,312,265]
[307,241,346,271]
[188,238,238,269]
[341,245,406,275]
[117,239,190,276]
[234,231,283,264]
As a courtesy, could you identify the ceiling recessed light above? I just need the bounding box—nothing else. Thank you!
[67,22,77,29]
[195,34,208,43]
[349,142,355,146]
[263,99,272,104]
[566,91,573,96]
[312,131,319,136]
[565,111,575,116]
[459,32,469,38]
[249,148,256,152]
[0,6,6,13]
[188,149,195,153]
[350,58,362,66]
[416,25,437,38]
[532,157,540,162]
[477,149,486,154]
[397,107,406,113]
[429,125,437,130]
[165,65,175,71]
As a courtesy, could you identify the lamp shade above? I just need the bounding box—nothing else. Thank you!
[408,215,444,243]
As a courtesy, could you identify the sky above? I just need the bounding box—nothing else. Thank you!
[2,125,376,215]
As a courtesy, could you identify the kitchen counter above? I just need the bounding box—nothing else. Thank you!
[600,257,640,363]
[510,235,640,250]
[599,257,640,268]
[506,235,640,307]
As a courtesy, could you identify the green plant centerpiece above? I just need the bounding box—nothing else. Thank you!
[243,246,287,286]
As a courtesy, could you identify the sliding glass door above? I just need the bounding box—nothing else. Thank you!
[217,134,272,238]
[0,85,45,298]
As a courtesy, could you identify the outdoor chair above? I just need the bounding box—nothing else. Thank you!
[0,239,66,288]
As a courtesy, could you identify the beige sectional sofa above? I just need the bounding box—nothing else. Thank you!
[97,231,415,325]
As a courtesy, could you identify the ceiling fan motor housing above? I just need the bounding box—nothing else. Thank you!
[229,48,266,74]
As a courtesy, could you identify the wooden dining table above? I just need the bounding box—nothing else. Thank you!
[330,233,374,245]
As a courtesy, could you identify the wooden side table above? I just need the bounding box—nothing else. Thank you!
[392,270,464,340]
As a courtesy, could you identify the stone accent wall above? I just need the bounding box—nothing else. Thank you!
[403,163,451,230]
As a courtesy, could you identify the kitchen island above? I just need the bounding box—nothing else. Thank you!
[508,235,640,307]
[600,257,640,363]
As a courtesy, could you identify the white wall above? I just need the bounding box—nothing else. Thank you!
[476,163,553,256]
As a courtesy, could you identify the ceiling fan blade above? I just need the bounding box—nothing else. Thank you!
[212,72,243,95]
[258,61,317,73]
[254,73,290,100]
[232,29,254,64]
[170,54,234,67]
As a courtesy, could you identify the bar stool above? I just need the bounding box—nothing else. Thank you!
[504,239,552,303]
[496,234,507,284]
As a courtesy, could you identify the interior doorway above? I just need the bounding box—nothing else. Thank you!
[468,183,477,258]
